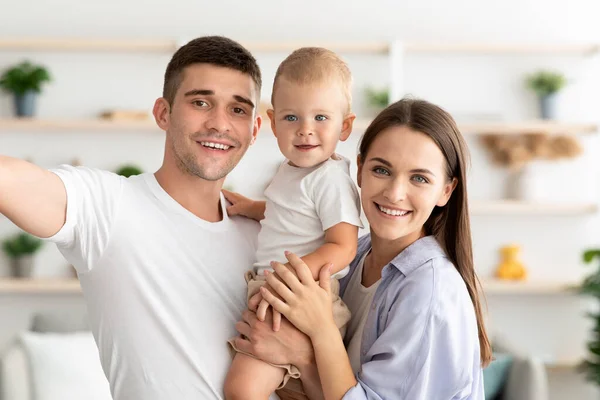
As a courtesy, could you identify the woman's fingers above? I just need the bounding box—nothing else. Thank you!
[260,286,290,316]
[264,270,296,302]
[270,261,304,293]
[284,251,315,285]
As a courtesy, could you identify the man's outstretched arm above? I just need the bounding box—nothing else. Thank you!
[0,155,67,238]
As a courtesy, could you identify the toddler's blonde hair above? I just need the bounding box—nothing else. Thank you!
[271,47,352,113]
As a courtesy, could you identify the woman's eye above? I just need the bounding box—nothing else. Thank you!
[412,175,428,183]
[284,115,298,122]
[373,167,390,176]
[315,115,327,121]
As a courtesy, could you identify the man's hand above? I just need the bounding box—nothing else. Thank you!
[234,309,314,368]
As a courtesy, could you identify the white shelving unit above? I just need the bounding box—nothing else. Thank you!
[1,37,597,382]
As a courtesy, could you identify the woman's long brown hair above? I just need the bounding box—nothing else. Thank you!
[358,98,492,367]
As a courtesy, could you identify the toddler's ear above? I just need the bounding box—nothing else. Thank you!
[267,109,276,137]
[340,113,356,141]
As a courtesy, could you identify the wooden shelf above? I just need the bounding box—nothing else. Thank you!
[481,279,577,295]
[471,200,598,216]
[0,38,389,54]
[545,359,581,371]
[0,118,160,132]
[0,279,81,294]
[352,119,597,135]
[459,121,597,135]
[404,42,600,55]
[1,38,598,56]
[0,119,595,137]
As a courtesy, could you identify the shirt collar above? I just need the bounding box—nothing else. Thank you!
[383,235,448,276]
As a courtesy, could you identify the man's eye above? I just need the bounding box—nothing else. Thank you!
[284,115,298,122]
[315,115,327,121]
[233,107,246,114]
[193,100,207,107]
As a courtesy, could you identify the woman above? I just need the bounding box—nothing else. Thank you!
[235,98,492,400]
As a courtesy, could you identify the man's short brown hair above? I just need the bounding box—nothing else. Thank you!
[163,36,262,106]
[271,47,352,113]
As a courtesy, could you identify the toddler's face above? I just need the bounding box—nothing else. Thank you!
[268,79,353,168]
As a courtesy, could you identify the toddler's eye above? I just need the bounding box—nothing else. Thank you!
[284,115,298,122]
[315,115,327,121]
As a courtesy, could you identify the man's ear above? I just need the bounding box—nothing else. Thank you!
[340,113,356,141]
[437,177,458,207]
[267,109,276,138]
[153,98,171,131]
[251,114,262,145]
[356,154,363,188]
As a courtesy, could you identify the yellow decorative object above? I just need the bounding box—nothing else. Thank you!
[495,244,527,280]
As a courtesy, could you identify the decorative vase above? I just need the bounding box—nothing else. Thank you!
[10,255,35,278]
[539,93,557,120]
[13,90,37,117]
[505,167,525,200]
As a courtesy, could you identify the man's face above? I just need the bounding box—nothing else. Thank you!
[163,64,261,181]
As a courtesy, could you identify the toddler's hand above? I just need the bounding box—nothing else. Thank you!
[257,280,283,332]
[222,189,254,218]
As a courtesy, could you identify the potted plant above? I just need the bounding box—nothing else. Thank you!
[0,60,51,117]
[115,164,143,178]
[525,70,567,120]
[579,248,600,386]
[2,232,43,278]
[364,87,389,116]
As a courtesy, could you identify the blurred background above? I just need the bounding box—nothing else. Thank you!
[1,0,600,399]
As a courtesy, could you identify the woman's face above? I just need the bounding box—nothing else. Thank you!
[358,125,456,244]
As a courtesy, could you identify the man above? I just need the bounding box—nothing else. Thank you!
[0,36,266,399]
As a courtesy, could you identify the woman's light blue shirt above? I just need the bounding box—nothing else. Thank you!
[339,235,484,400]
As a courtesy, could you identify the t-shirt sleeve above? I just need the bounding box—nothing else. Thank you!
[44,165,124,274]
[310,162,363,231]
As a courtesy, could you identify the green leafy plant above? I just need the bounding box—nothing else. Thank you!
[0,61,51,95]
[115,164,143,178]
[365,87,389,109]
[526,70,567,97]
[2,232,43,258]
[579,248,600,385]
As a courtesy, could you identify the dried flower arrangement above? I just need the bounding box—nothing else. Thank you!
[480,133,583,170]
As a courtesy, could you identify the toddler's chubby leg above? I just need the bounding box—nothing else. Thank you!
[224,352,285,400]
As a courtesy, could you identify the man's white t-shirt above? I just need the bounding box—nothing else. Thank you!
[46,165,261,400]
[254,156,363,275]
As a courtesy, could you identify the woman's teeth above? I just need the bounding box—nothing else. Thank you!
[377,204,409,216]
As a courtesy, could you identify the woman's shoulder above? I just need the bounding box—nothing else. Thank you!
[399,256,473,321]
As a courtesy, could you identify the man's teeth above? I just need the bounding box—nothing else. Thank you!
[200,141,230,150]
[378,204,409,216]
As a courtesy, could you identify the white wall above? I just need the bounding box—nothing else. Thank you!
[2,0,600,398]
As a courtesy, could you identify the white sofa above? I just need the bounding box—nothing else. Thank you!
[1,313,550,400]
